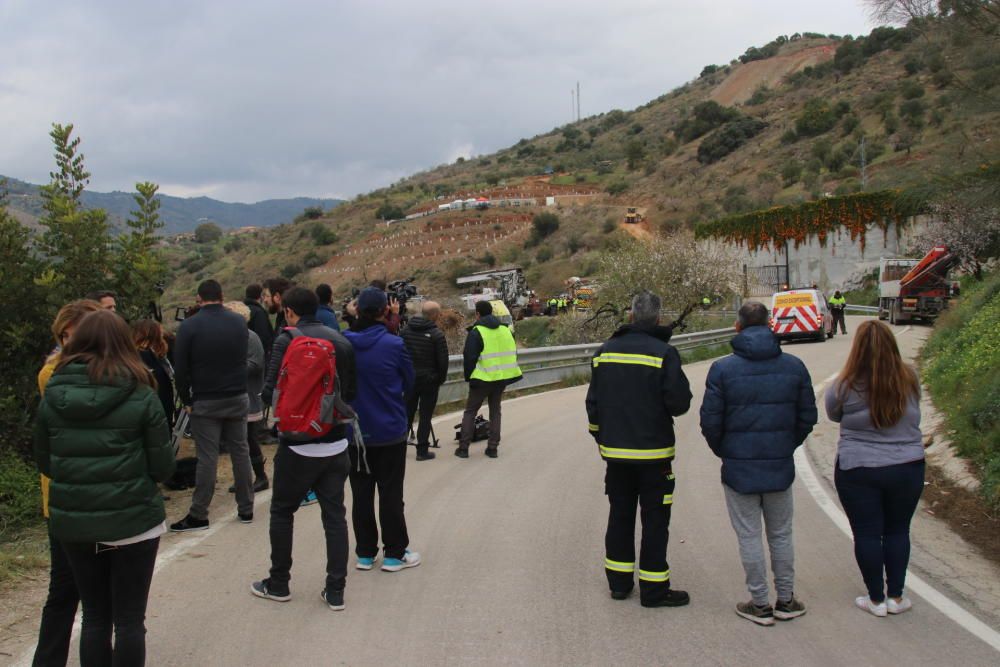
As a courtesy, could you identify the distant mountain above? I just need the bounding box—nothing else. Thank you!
[0,176,342,235]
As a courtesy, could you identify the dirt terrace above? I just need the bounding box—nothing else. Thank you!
[313,214,534,281]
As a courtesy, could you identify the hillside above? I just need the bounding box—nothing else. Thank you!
[161,17,1000,312]
[1,175,342,235]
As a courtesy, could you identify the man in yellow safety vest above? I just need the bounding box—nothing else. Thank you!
[456,301,522,458]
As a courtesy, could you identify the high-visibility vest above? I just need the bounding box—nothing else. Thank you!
[470,325,522,382]
[829,295,846,307]
[702,297,711,305]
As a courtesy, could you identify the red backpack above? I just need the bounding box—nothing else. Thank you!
[273,329,342,441]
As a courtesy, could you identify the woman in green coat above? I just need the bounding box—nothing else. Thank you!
[34,309,175,667]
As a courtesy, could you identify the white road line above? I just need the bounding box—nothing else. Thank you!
[799,369,1000,653]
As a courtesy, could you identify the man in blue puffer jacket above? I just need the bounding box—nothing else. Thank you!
[344,287,419,573]
[700,301,817,627]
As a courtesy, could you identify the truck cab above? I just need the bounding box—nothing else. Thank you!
[878,247,957,324]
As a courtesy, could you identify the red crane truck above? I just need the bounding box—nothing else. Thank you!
[878,246,959,325]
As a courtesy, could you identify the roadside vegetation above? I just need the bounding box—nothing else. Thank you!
[0,125,167,569]
[922,270,1000,510]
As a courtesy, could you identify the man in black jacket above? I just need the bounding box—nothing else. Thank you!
[170,279,255,532]
[244,283,274,358]
[400,301,449,461]
[262,277,292,334]
[585,290,692,608]
[253,287,358,608]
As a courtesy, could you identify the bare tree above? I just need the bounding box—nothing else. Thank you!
[911,200,1000,280]
[866,0,938,25]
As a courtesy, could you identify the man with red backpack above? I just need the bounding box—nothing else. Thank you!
[252,287,356,610]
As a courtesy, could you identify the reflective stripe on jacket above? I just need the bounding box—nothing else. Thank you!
[585,324,692,464]
[470,325,522,382]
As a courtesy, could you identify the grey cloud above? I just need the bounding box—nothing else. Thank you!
[0,0,871,202]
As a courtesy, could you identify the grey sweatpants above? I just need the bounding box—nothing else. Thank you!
[189,395,253,520]
[723,484,795,607]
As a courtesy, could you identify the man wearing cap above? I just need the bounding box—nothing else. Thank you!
[456,300,522,459]
[344,287,420,572]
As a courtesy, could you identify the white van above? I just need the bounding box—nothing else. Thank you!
[769,288,833,342]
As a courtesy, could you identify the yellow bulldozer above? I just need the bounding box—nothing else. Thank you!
[624,206,643,224]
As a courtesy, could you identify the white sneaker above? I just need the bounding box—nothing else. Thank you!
[381,549,421,572]
[855,595,888,617]
[887,597,912,615]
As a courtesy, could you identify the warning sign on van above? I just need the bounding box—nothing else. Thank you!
[774,293,815,308]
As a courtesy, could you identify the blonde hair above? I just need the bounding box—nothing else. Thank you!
[224,300,251,323]
[51,299,103,346]
[837,320,920,429]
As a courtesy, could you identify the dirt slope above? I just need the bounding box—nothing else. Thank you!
[710,43,837,106]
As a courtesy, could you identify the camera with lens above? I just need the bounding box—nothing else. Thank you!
[387,278,419,316]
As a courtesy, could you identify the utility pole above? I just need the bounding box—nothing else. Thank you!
[859,136,867,191]
[576,81,581,122]
[571,89,575,124]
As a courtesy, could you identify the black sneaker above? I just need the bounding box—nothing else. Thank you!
[238,512,253,524]
[610,589,632,601]
[485,448,498,458]
[736,601,775,626]
[455,448,469,459]
[415,449,436,461]
[641,589,690,608]
[321,589,345,611]
[169,515,209,532]
[250,579,290,602]
[774,597,806,620]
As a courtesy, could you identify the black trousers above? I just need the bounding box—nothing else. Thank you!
[604,461,676,602]
[32,529,79,667]
[459,382,505,449]
[349,443,409,560]
[406,378,440,449]
[61,537,159,667]
[832,308,847,334]
[268,446,350,593]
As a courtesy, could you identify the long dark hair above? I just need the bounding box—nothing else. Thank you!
[837,320,919,429]
[58,310,154,388]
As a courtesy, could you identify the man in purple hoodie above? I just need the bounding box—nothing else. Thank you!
[344,287,420,572]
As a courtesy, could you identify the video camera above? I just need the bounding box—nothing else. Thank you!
[387,277,419,317]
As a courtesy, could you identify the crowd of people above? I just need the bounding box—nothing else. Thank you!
[29,281,927,665]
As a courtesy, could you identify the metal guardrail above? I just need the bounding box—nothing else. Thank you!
[438,327,736,404]
[437,305,879,404]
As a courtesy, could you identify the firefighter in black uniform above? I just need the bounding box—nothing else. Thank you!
[585,290,693,607]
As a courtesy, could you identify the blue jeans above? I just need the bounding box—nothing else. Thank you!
[835,459,924,602]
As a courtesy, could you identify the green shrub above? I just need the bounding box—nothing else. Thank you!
[900,80,925,100]
[309,222,338,245]
[795,98,837,137]
[780,129,798,145]
[606,180,629,196]
[923,272,1000,509]
[281,263,302,279]
[781,160,802,186]
[0,451,41,540]
[302,251,325,269]
[696,118,767,164]
[536,247,553,263]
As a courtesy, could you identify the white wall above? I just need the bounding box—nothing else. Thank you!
[735,217,931,294]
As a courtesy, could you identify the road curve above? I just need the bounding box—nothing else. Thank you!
[25,318,1000,666]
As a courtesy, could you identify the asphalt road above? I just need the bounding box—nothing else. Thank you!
[19,318,1000,666]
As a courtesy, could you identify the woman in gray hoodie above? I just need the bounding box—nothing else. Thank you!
[825,320,923,618]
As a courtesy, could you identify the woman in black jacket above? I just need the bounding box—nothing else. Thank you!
[133,319,175,428]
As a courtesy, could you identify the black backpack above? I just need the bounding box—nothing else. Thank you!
[454,415,490,442]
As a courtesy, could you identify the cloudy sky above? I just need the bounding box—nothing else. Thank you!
[0,1,874,202]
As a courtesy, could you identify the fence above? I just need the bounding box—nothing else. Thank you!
[437,305,874,403]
